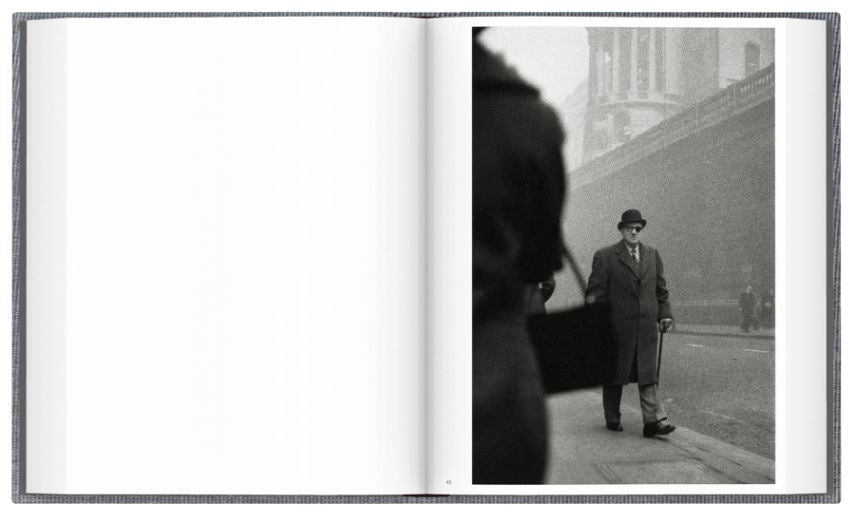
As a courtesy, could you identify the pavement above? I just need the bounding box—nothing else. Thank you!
[545,389,775,485]
[669,323,775,340]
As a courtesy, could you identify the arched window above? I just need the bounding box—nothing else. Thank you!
[602,36,613,95]
[745,42,760,76]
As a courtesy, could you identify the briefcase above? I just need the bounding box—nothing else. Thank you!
[527,303,617,394]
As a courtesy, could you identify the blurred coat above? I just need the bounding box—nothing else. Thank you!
[472,38,566,485]
[585,242,672,385]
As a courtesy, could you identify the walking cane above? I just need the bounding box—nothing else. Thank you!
[656,325,666,386]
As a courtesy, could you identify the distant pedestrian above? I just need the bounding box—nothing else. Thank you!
[585,209,676,438]
[739,285,757,333]
[758,287,774,329]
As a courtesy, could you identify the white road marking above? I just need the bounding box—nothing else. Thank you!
[698,409,770,432]
[699,409,737,420]
[685,343,705,348]
[743,348,770,354]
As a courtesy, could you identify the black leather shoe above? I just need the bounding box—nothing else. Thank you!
[606,422,623,432]
[643,420,676,438]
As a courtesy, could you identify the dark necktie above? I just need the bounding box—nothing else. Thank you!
[631,248,639,263]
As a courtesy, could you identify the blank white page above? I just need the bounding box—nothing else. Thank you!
[26,17,426,494]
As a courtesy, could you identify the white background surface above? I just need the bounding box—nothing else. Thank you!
[25,16,427,494]
[1,0,851,515]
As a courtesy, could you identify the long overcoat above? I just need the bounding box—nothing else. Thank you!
[585,241,672,385]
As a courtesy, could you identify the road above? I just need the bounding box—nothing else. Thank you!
[617,330,775,459]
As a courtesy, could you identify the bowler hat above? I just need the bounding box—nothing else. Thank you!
[617,209,647,230]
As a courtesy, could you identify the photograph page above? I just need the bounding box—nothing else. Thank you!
[428,16,828,496]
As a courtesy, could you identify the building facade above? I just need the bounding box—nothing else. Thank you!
[563,28,774,171]
[554,28,775,326]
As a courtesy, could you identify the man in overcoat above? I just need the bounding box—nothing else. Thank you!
[585,209,676,438]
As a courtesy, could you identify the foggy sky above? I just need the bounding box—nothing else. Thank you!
[480,27,589,107]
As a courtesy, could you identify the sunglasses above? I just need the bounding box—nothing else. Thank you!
[622,225,643,233]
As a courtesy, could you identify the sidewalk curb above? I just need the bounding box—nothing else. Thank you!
[670,330,775,340]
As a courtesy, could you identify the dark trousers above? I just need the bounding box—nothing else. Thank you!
[741,310,755,332]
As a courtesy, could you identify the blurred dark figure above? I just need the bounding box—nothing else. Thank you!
[739,285,757,333]
[472,29,567,484]
[758,287,775,329]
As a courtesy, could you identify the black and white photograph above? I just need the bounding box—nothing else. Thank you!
[473,26,776,485]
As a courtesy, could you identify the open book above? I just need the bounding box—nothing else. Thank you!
[18,14,837,499]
